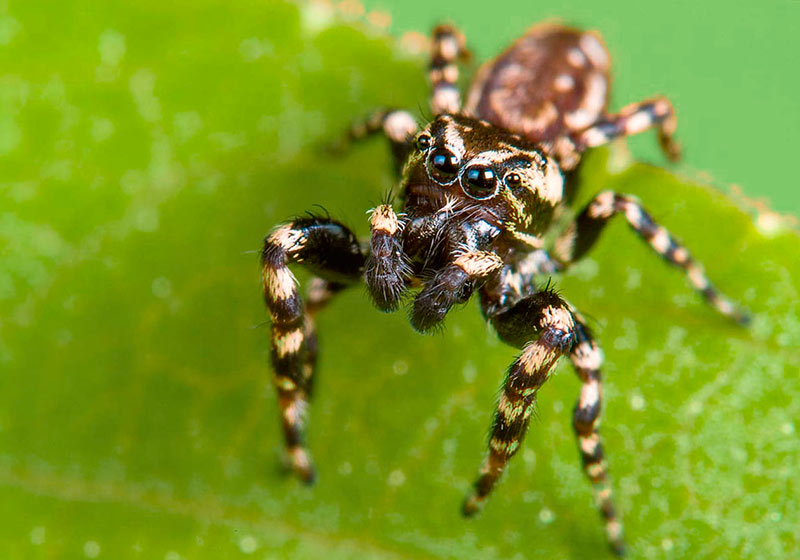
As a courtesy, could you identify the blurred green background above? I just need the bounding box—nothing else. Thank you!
[0,0,798,559]
[363,0,800,215]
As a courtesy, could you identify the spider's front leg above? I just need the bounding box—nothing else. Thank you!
[262,217,365,483]
[411,250,504,332]
[555,190,749,323]
[366,204,410,311]
[365,205,500,321]
[573,97,681,161]
[463,289,575,515]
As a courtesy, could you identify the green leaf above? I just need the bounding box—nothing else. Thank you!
[1,1,798,558]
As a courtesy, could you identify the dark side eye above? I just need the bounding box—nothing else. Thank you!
[461,165,498,199]
[505,172,522,187]
[416,134,431,151]
[428,147,460,183]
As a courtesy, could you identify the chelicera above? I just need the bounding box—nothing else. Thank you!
[261,22,747,555]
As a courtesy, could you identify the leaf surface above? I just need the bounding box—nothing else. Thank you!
[1,1,798,558]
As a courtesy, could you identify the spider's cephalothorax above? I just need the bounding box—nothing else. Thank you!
[260,23,747,556]
[370,113,565,331]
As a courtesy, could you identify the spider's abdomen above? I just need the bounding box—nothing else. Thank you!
[464,23,611,143]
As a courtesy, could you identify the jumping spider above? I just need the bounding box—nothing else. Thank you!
[261,23,747,555]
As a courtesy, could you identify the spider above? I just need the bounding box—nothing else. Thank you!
[261,22,747,555]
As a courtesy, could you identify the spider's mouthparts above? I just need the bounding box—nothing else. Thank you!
[406,183,449,204]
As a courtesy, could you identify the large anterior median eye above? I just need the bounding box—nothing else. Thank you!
[461,164,498,199]
[428,147,460,183]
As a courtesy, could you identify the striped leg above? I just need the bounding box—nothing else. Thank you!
[464,290,575,515]
[429,24,469,115]
[335,109,419,172]
[570,316,624,556]
[554,190,748,324]
[300,277,348,398]
[261,217,365,483]
[573,97,681,161]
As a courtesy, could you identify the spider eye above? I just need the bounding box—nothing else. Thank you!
[461,165,498,199]
[505,172,522,187]
[428,147,460,183]
[416,134,432,151]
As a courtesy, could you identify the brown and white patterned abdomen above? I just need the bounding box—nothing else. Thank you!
[464,23,611,143]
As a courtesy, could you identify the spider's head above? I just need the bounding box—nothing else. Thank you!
[401,114,563,235]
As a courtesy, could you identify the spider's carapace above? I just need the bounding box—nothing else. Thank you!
[261,22,747,556]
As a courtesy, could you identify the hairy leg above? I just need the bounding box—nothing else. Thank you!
[480,248,564,317]
[554,190,748,323]
[365,204,410,312]
[570,314,624,555]
[429,24,469,115]
[300,277,348,398]
[463,290,575,514]
[573,96,681,161]
[262,217,365,482]
[411,250,503,332]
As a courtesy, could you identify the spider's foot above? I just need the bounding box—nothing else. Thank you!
[461,493,486,517]
[732,309,751,327]
[411,265,473,333]
[610,542,626,557]
[282,446,316,485]
[410,296,450,333]
[705,290,750,327]
[713,292,751,326]
[321,136,349,157]
[737,313,751,327]
[606,520,626,557]
[295,465,316,486]
[660,133,682,162]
